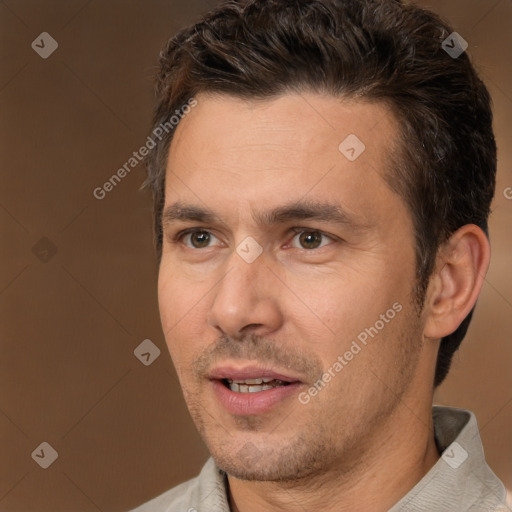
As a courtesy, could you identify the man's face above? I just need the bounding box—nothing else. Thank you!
[158,92,430,481]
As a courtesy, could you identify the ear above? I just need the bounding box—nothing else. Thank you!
[423,225,490,339]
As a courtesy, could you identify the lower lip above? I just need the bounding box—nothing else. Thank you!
[211,379,302,415]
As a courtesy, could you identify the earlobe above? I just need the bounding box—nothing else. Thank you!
[423,225,490,340]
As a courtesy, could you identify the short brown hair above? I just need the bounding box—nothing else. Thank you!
[143,0,497,387]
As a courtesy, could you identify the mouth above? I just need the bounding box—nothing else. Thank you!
[222,377,292,393]
[208,365,304,415]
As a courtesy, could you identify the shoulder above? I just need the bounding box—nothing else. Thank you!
[390,406,510,511]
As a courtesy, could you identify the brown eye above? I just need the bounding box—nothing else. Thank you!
[300,231,321,249]
[292,230,331,250]
[189,231,211,248]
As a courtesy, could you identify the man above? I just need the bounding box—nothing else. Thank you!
[131,0,510,510]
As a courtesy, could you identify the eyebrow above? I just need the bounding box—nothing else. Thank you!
[162,200,370,232]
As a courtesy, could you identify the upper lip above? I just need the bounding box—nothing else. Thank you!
[208,364,303,383]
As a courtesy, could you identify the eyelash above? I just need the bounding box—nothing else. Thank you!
[171,227,337,250]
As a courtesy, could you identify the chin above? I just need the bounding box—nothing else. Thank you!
[216,459,308,482]
[210,439,332,483]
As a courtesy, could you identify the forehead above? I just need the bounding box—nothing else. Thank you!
[169,92,397,165]
[164,92,403,227]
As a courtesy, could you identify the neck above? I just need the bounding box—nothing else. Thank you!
[227,401,440,512]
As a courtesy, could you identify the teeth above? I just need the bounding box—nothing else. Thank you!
[226,378,289,393]
[227,378,286,384]
[229,383,278,393]
[249,385,275,392]
[244,378,263,384]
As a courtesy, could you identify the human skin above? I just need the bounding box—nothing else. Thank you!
[157,92,490,512]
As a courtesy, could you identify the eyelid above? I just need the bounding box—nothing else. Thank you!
[287,227,338,248]
[172,228,223,248]
[170,226,338,249]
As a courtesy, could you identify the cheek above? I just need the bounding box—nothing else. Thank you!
[284,266,382,336]
[158,259,206,320]
[158,268,200,364]
[286,264,413,368]
[157,271,179,334]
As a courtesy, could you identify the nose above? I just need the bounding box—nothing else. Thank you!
[207,252,283,340]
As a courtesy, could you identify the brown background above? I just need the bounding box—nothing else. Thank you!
[0,1,510,511]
